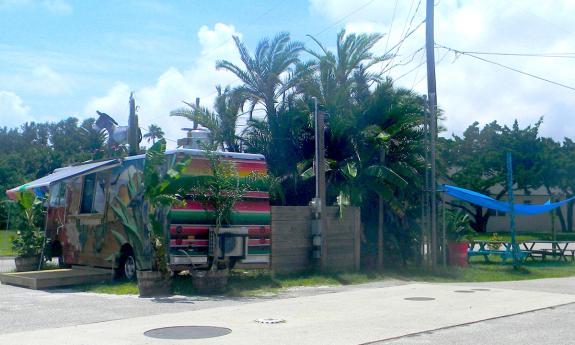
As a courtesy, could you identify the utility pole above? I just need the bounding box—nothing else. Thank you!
[426,0,438,268]
[311,97,327,271]
[377,148,385,269]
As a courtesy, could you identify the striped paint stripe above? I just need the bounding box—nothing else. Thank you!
[169,210,270,225]
[170,239,271,247]
[172,200,270,213]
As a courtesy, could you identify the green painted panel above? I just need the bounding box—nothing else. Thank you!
[248,247,271,255]
[169,210,270,225]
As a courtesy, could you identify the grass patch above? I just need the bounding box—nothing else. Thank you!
[470,232,575,242]
[79,281,140,295]
[76,257,575,297]
[0,230,16,256]
[79,270,389,297]
[388,258,575,283]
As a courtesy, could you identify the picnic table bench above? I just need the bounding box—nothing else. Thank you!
[520,241,575,262]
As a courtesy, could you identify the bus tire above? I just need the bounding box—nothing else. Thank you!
[117,246,136,281]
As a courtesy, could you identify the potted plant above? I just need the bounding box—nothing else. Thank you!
[187,149,252,293]
[111,139,185,297]
[445,208,473,267]
[11,192,45,272]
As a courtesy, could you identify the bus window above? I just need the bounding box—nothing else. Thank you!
[80,174,96,214]
[80,173,107,214]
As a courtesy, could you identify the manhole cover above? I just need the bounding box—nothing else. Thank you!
[404,297,435,301]
[454,290,475,293]
[144,326,231,339]
[471,288,490,291]
[255,318,286,324]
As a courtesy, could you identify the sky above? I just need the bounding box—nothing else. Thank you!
[1,0,575,148]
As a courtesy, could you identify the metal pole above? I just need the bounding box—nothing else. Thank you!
[423,97,431,267]
[426,0,438,268]
[507,152,519,268]
[442,193,447,267]
[313,97,319,199]
[377,148,385,269]
[311,97,326,270]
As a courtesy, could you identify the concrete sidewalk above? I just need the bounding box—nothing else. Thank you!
[1,282,574,345]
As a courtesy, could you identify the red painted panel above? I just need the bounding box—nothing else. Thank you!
[248,239,271,246]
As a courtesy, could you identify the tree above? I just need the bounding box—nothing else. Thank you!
[303,29,387,116]
[217,33,314,191]
[143,124,164,145]
[216,32,309,121]
[170,86,241,152]
[442,119,546,232]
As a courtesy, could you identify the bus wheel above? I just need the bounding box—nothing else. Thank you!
[117,247,136,281]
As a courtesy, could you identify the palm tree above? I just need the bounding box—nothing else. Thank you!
[303,29,388,115]
[216,32,310,121]
[217,32,314,181]
[170,86,241,152]
[143,124,164,144]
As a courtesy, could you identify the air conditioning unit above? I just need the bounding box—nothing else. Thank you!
[209,227,248,258]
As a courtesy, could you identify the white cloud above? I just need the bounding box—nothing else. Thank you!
[0,65,73,96]
[83,23,243,148]
[0,91,34,127]
[310,0,575,140]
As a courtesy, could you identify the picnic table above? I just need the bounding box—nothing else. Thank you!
[468,240,575,262]
[467,240,528,262]
[520,240,575,262]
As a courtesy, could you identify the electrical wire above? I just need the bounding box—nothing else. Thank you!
[380,0,424,73]
[379,19,425,74]
[383,0,399,52]
[437,45,575,93]
[312,0,379,36]
[441,50,575,59]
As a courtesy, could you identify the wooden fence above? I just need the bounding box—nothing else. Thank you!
[271,206,361,274]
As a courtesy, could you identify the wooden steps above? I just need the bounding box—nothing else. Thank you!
[0,266,112,289]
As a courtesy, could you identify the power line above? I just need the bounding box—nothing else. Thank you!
[442,50,575,59]
[437,45,575,92]
[196,0,287,100]
[381,0,424,73]
[507,1,573,36]
[383,0,400,52]
[379,19,426,73]
[409,47,449,90]
[313,0,379,36]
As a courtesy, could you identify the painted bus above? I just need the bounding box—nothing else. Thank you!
[6,149,271,279]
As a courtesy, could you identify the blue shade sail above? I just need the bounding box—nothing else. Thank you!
[442,184,575,215]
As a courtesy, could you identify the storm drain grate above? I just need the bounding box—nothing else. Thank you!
[144,326,231,339]
[404,297,435,301]
[454,290,475,293]
[255,318,286,324]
